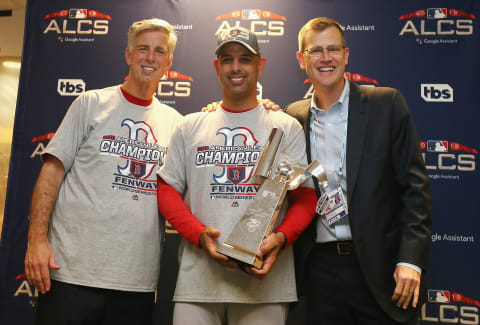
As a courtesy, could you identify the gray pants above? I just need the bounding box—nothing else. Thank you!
[173,302,288,325]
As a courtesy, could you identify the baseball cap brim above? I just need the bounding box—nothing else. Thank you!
[215,40,259,56]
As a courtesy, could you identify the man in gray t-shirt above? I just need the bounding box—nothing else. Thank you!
[157,26,317,325]
[24,18,182,325]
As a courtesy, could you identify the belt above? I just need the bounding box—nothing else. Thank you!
[315,241,354,255]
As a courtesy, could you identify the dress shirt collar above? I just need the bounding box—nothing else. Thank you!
[309,76,350,115]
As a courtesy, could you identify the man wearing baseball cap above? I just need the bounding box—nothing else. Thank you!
[157,26,317,324]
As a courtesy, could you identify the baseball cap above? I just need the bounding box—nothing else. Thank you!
[215,26,260,56]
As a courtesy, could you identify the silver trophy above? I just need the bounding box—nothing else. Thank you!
[217,128,327,269]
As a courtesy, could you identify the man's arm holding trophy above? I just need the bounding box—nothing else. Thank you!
[157,128,319,278]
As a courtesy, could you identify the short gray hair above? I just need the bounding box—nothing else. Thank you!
[127,18,177,57]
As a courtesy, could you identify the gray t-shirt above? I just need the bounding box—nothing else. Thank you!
[45,85,183,292]
[158,105,309,303]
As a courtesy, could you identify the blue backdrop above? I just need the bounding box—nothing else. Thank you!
[1,0,479,324]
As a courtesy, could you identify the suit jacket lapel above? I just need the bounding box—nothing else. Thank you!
[293,100,313,163]
[346,82,369,206]
[296,100,322,197]
[303,102,313,164]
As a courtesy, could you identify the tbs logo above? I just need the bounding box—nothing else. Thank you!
[57,79,85,96]
[421,84,453,102]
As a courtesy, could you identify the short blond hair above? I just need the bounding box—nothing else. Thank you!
[127,18,177,57]
[298,17,346,52]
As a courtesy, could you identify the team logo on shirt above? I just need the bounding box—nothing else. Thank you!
[100,119,167,196]
[195,127,263,200]
[130,161,147,179]
[227,167,246,184]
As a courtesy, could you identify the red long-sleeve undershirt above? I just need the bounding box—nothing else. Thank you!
[157,177,317,247]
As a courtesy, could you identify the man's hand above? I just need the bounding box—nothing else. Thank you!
[201,101,221,112]
[246,232,286,280]
[24,240,60,294]
[392,265,421,309]
[201,99,281,112]
[261,99,281,111]
[199,227,237,269]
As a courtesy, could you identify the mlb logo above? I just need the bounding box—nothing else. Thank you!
[229,28,249,40]
[227,167,246,184]
[69,9,87,19]
[130,161,146,179]
[242,9,261,20]
[427,8,447,19]
[427,140,448,152]
[428,290,450,303]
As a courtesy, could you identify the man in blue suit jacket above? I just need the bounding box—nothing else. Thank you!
[286,17,432,325]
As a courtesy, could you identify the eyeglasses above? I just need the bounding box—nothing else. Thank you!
[302,45,345,57]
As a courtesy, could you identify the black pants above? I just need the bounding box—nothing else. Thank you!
[306,243,418,325]
[35,280,155,325]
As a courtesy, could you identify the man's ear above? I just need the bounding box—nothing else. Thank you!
[296,51,306,70]
[125,48,132,66]
[258,57,266,76]
[213,59,219,75]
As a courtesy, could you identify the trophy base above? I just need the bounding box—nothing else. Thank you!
[217,242,263,269]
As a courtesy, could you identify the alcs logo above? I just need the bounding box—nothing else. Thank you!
[399,8,475,37]
[421,289,479,324]
[421,140,477,172]
[13,274,38,307]
[157,71,193,97]
[421,84,453,102]
[43,8,111,35]
[57,79,85,96]
[30,132,55,158]
[215,9,286,37]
